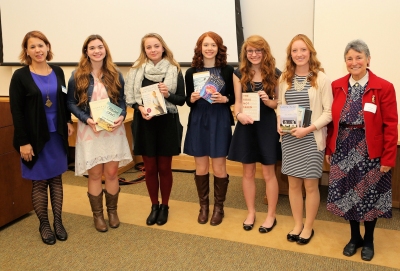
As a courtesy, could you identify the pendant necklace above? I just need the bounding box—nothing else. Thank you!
[91,71,102,83]
[32,64,52,107]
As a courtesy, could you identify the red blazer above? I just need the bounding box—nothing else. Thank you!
[326,70,398,167]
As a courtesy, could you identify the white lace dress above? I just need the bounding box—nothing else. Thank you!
[74,80,132,176]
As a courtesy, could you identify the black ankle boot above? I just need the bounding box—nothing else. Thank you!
[146,204,160,225]
[156,204,169,226]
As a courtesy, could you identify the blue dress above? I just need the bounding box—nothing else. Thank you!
[21,71,68,181]
[184,67,232,158]
[327,82,392,221]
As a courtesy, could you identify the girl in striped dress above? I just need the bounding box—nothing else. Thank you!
[277,34,332,245]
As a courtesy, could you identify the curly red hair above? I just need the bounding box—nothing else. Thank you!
[191,31,227,69]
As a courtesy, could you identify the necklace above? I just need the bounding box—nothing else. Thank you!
[294,74,308,91]
[31,64,52,107]
[91,71,102,83]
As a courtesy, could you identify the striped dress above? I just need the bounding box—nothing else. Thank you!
[281,75,324,179]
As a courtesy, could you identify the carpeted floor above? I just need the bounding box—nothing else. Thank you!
[0,168,399,271]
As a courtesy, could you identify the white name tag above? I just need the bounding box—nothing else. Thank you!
[62,86,67,94]
[364,103,377,113]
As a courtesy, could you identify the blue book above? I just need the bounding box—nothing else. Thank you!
[97,101,122,131]
[199,74,225,103]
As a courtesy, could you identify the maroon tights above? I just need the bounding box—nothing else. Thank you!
[142,156,173,205]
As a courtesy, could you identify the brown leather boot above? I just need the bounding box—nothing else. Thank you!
[194,173,210,224]
[210,175,229,226]
[104,188,120,228]
[87,191,108,232]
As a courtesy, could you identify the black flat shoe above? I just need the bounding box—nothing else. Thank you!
[287,232,300,242]
[53,223,68,241]
[243,218,255,231]
[39,227,56,245]
[156,204,169,226]
[343,240,363,257]
[361,246,374,261]
[146,204,160,225]
[259,219,277,233]
[296,229,314,245]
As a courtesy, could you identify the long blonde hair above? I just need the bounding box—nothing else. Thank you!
[132,33,180,71]
[238,35,278,97]
[281,34,324,89]
[74,34,121,107]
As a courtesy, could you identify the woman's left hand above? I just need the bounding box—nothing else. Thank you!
[211,92,227,104]
[110,115,124,131]
[158,83,169,98]
[67,123,74,136]
[290,127,309,139]
[380,165,392,173]
[259,90,269,105]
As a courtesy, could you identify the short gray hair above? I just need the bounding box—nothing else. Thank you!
[344,39,370,59]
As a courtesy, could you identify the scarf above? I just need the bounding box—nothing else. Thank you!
[125,58,178,113]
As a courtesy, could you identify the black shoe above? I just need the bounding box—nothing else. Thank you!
[297,229,314,245]
[361,246,374,261]
[343,240,363,257]
[259,219,277,233]
[146,204,160,225]
[156,204,169,226]
[243,217,255,231]
[53,223,68,241]
[39,226,56,245]
[287,232,300,242]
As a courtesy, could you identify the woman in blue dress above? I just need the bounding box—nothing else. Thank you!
[9,31,74,245]
[184,32,234,226]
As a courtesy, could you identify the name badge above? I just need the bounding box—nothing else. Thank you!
[364,103,377,113]
[62,86,67,94]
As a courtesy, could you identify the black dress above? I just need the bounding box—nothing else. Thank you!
[132,72,185,157]
[228,69,281,165]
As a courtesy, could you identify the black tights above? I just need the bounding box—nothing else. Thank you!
[349,218,377,248]
[32,175,65,239]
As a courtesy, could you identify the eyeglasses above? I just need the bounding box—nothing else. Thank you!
[246,49,263,55]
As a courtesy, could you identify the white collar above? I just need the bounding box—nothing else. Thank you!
[349,71,369,87]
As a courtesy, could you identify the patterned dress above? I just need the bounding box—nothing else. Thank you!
[74,80,132,176]
[327,82,392,221]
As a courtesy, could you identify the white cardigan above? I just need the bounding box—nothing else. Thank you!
[277,71,333,151]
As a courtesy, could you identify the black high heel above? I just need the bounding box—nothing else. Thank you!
[296,229,314,245]
[243,217,256,231]
[259,218,277,233]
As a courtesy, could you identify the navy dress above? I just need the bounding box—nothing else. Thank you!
[184,67,233,158]
[228,69,280,165]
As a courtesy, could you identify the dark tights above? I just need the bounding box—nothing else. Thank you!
[32,175,65,239]
[349,218,378,248]
[142,156,173,205]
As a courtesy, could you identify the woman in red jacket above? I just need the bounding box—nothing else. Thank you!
[325,39,398,261]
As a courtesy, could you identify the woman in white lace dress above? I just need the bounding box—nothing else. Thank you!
[67,35,132,232]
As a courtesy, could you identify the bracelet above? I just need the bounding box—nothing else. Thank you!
[236,112,241,118]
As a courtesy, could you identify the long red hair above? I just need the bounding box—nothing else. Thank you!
[191,31,227,69]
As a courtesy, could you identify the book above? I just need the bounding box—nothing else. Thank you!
[97,101,123,131]
[297,106,305,128]
[242,92,260,121]
[89,98,110,131]
[279,104,298,133]
[303,109,312,127]
[140,83,167,117]
[193,71,210,92]
[199,74,225,103]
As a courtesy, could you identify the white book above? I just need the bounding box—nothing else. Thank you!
[193,71,210,92]
[140,83,167,117]
[89,98,110,131]
[279,104,298,133]
[242,93,260,121]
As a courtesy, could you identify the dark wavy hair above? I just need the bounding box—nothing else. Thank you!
[191,31,227,69]
[19,30,53,65]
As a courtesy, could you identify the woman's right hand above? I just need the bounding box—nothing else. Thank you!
[139,106,153,121]
[237,113,254,125]
[20,144,34,162]
[87,118,99,133]
[190,91,201,103]
[325,155,331,165]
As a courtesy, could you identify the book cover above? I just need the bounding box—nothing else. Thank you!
[279,104,298,133]
[303,109,312,127]
[298,106,305,128]
[140,83,167,117]
[199,74,225,103]
[89,98,110,131]
[242,92,260,121]
[193,71,210,92]
[97,101,123,131]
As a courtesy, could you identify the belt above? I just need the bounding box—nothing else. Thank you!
[340,123,365,129]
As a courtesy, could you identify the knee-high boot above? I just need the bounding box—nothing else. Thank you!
[87,191,108,232]
[194,173,210,224]
[210,175,229,226]
[104,188,120,228]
